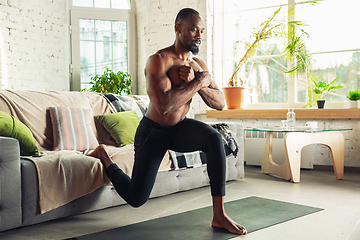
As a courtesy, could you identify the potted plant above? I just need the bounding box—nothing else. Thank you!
[312,78,343,109]
[81,67,132,95]
[347,89,360,109]
[224,1,319,109]
[224,6,283,109]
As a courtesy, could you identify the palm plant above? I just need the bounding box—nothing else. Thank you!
[278,2,318,107]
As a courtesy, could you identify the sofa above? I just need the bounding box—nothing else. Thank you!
[0,89,244,232]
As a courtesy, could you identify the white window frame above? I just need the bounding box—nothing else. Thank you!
[215,0,357,109]
[69,1,136,92]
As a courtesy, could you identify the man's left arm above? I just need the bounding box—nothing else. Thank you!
[193,59,225,111]
[197,76,225,111]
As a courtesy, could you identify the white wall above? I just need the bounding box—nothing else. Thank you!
[0,0,69,91]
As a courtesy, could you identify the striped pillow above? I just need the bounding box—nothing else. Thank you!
[49,107,98,151]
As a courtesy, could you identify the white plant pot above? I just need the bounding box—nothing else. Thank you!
[349,100,358,109]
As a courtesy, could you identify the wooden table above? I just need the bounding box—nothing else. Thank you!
[244,127,351,183]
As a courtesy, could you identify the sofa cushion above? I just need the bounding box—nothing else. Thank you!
[169,150,207,169]
[0,110,39,156]
[169,123,239,170]
[95,111,140,147]
[102,94,149,120]
[49,107,99,151]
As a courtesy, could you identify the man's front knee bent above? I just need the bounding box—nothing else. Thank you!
[128,197,147,208]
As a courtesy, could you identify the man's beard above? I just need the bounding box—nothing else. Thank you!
[187,40,201,55]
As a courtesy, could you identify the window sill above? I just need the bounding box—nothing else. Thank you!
[206,108,360,119]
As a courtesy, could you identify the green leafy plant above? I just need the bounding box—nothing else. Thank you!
[312,78,343,100]
[279,1,320,108]
[81,68,132,95]
[347,89,360,101]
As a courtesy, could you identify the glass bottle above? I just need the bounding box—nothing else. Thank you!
[287,108,296,129]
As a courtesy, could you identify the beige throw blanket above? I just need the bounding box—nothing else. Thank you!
[24,151,109,213]
[25,145,171,214]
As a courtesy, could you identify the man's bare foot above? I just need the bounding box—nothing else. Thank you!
[212,196,247,235]
[88,144,114,169]
[212,213,247,235]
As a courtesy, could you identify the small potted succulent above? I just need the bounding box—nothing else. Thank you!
[347,89,360,109]
[312,78,343,109]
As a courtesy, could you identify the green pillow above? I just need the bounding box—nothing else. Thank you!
[0,110,39,156]
[96,111,140,147]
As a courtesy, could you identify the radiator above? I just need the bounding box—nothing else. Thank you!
[244,130,314,169]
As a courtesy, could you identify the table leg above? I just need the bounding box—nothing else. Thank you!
[261,132,292,181]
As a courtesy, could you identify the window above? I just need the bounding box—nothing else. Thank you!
[73,0,131,10]
[70,0,136,92]
[218,0,360,109]
[296,0,360,106]
[78,19,128,90]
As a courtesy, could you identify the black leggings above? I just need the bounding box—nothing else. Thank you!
[105,116,226,207]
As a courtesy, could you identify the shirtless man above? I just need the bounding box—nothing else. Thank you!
[90,8,247,235]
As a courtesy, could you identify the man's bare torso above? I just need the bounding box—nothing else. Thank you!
[145,47,204,126]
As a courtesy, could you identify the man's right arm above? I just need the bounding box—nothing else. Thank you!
[145,54,208,115]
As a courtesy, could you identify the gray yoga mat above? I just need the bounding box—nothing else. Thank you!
[69,196,323,240]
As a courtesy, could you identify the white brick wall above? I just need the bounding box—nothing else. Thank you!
[0,0,209,93]
[0,0,69,91]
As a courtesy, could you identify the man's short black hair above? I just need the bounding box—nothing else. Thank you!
[175,8,200,25]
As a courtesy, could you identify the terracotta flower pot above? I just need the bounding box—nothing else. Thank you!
[222,86,246,109]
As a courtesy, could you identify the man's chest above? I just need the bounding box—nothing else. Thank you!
[166,60,203,89]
